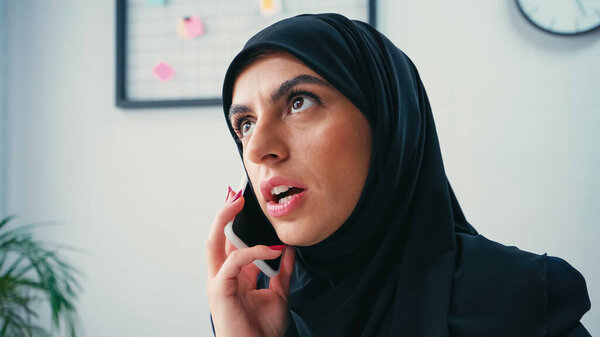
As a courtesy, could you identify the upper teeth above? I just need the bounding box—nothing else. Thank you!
[271,185,292,196]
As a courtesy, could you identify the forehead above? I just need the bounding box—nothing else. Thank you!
[231,52,323,101]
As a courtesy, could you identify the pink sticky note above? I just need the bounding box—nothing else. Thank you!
[152,61,174,82]
[184,16,204,38]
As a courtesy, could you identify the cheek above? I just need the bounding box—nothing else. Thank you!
[292,125,347,185]
[241,155,261,197]
[301,115,371,201]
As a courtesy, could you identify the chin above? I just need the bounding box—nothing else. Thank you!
[273,222,324,247]
[275,228,306,247]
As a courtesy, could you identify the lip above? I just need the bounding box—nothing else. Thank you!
[260,176,308,202]
[260,176,308,217]
[266,190,308,217]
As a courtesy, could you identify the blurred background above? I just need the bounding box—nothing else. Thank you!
[0,0,598,336]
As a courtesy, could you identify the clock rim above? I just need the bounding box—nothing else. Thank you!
[515,0,600,36]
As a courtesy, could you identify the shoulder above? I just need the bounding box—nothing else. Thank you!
[449,234,590,337]
[545,255,591,336]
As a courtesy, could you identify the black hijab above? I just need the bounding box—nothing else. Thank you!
[221,13,590,337]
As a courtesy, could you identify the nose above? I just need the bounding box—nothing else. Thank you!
[244,117,289,166]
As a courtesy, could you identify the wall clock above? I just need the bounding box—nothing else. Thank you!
[516,0,600,35]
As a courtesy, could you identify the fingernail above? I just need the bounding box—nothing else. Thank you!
[229,190,242,204]
[225,186,233,201]
[268,245,286,251]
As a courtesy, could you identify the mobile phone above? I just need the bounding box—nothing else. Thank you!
[224,174,284,277]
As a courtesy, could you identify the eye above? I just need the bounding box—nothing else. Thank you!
[290,95,316,114]
[241,120,255,137]
[231,115,255,139]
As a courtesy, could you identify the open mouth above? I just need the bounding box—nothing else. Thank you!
[270,185,305,204]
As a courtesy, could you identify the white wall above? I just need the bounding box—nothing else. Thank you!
[378,2,599,333]
[1,0,6,217]
[4,0,598,336]
[5,1,242,335]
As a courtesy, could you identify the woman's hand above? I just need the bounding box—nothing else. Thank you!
[206,188,296,337]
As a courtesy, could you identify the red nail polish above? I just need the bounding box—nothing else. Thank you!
[269,245,285,251]
[225,186,233,201]
[230,190,242,203]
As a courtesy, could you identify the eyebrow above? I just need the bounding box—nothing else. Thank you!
[228,74,331,120]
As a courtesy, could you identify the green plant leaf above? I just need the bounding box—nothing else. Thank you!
[0,216,83,337]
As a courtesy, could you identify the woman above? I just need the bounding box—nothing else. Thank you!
[206,13,591,336]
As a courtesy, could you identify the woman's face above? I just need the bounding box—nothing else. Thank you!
[230,52,372,246]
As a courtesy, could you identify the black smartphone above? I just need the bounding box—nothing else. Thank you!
[224,175,284,277]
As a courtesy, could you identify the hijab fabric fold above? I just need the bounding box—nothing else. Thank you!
[221,13,590,337]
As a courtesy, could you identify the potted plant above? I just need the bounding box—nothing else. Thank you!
[0,215,82,336]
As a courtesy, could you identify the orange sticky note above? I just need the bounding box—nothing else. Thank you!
[263,0,274,10]
[260,0,281,17]
[177,18,187,38]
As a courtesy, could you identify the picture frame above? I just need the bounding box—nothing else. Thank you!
[115,0,377,109]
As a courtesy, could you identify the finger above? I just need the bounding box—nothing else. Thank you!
[224,239,261,293]
[217,245,283,281]
[206,190,244,279]
[238,262,262,293]
[225,186,234,202]
[225,238,237,256]
[269,246,296,298]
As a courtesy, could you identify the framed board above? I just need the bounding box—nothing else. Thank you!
[115,0,377,108]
